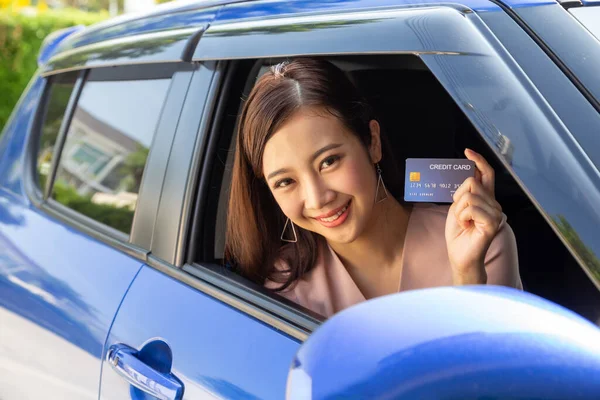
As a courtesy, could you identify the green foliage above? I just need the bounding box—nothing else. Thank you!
[554,215,600,282]
[120,145,149,192]
[0,9,107,132]
[52,180,134,234]
[61,0,126,14]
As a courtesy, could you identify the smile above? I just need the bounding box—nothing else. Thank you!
[314,200,352,227]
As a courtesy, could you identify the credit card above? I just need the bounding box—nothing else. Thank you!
[404,158,476,203]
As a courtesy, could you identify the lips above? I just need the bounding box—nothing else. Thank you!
[313,200,352,228]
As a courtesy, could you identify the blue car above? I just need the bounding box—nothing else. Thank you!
[1,0,600,398]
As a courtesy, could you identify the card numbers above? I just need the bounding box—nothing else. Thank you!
[439,183,462,189]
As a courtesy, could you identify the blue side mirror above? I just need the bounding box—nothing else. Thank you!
[37,25,86,68]
[287,286,600,399]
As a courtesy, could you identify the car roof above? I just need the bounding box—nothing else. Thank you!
[57,0,559,55]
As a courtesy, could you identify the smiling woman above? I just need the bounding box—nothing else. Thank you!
[225,58,522,318]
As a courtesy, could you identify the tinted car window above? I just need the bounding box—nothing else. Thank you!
[37,72,78,191]
[51,78,170,235]
[570,7,600,42]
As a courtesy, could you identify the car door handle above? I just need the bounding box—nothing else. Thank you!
[107,343,183,400]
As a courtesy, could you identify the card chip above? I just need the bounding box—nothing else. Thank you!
[409,172,421,182]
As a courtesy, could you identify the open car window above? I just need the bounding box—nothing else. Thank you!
[187,54,600,326]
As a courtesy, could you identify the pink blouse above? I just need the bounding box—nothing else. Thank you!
[267,203,522,318]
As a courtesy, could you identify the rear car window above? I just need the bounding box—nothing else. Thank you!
[36,72,78,191]
[50,77,170,235]
[569,7,600,42]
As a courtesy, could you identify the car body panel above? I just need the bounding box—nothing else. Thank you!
[99,266,300,399]
[0,76,45,196]
[0,200,143,398]
[0,88,144,397]
[0,67,146,400]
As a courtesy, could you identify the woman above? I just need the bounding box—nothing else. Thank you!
[226,58,522,318]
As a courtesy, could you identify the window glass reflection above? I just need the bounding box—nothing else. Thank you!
[51,78,170,235]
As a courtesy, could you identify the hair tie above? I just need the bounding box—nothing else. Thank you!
[271,61,289,78]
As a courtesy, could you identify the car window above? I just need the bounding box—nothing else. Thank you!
[36,72,79,191]
[50,77,170,235]
[189,54,600,326]
[210,56,498,261]
[569,7,600,42]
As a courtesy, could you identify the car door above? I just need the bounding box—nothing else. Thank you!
[98,61,309,400]
[0,62,191,398]
[100,1,600,399]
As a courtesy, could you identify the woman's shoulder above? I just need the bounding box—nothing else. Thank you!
[264,242,340,317]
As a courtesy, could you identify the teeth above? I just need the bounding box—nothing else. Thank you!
[319,204,348,222]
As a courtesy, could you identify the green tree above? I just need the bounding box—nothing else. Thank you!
[554,215,600,282]
[0,9,107,133]
[119,145,149,193]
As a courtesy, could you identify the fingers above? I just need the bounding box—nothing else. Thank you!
[465,148,495,197]
[457,205,503,235]
[452,177,502,212]
[452,192,502,229]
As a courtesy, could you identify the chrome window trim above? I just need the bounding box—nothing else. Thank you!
[42,26,206,78]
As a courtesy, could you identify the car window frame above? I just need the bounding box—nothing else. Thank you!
[149,2,600,338]
[192,4,600,290]
[25,62,198,261]
[507,4,600,113]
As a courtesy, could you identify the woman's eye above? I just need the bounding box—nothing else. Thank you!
[274,178,294,189]
[320,155,340,170]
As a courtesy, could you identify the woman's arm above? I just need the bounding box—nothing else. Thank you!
[483,215,523,289]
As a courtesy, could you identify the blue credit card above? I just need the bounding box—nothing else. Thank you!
[404,158,476,203]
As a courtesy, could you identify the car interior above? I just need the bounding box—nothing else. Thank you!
[188,55,600,325]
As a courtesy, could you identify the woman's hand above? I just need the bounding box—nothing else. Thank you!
[445,149,503,285]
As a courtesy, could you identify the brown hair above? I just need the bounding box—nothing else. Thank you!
[225,58,396,290]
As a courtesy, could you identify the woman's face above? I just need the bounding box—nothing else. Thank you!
[262,106,382,244]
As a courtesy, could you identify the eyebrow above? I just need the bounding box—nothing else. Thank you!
[311,143,342,163]
[266,143,343,181]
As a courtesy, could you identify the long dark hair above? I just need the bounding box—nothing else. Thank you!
[225,58,398,290]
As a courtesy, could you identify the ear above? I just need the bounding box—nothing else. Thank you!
[368,119,382,164]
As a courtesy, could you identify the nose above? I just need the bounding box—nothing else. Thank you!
[303,175,335,211]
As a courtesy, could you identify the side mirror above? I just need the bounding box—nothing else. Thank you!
[287,286,600,399]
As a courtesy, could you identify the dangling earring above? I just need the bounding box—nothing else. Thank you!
[281,218,298,243]
[375,163,388,204]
